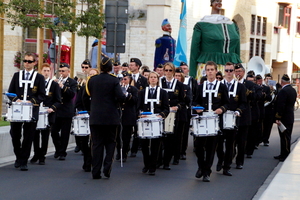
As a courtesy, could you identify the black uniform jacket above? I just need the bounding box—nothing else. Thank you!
[134,74,148,91]
[138,86,169,119]
[83,73,127,126]
[275,84,297,125]
[57,77,77,118]
[43,80,61,124]
[121,85,139,126]
[8,70,46,120]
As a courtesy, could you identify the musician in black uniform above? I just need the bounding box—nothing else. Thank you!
[8,52,46,171]
[83,57,128,179]
[179,62,198,160]
[31,63,61,165]
[51,63,77,160]
[262,73,277,146]
[115,72,138,162]
[159,62,185,169]
[216,62,247,176]
[129,58,148,157]
[138,71,169,175]
[193,61,229,182]
[274,74,297,161]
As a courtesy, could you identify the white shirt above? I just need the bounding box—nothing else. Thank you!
[132,73,140,82]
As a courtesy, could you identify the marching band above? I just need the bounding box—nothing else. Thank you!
[5,54,296,182]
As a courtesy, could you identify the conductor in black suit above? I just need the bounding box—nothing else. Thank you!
[274,74,297,161]
[51,63,77,160]
[83,57,128,179]
[31,63,61,165]
[8,52,46,171]
[129,58,149,157]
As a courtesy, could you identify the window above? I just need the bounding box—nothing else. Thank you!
[249,15,267,60]
[278,3,292,33]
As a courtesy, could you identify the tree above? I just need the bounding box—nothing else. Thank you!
[45,0,78,69]
[5,0,46,69]
[77,0,104,58]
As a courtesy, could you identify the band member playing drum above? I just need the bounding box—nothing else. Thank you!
[159,62,185,169]
[31,63,61,165]
[138,71,169,175]
[216,62,247,176]
[193,61,229,182]
[8,52,46,171]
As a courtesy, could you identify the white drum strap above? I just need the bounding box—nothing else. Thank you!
[144,87,160,114]
[46,80,53,96]
[223,79,238,97]
[203,81,220,112]
[160,77,177,92]
[19,71,38,101]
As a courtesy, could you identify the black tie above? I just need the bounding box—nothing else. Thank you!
[227,82,231,90]
[150,88,155,97]
[25,72,30,80]
[167,82,171,89]
[208,83,213,90]
[45,81,47,85]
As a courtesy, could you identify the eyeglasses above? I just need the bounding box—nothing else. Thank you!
[122,78,128,81]
[82,66,89,69]
[23,60,34,63]
[225,69,234,72]
[59,70,65,72]
[216,77,223,80]
[164,69,173,72]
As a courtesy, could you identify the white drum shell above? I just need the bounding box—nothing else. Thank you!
[192,114,219,137]
[223,111,236,130]
[72,115,90,136]
[164,112,176,134]
[137,117,163,139]
[6,102,33,122]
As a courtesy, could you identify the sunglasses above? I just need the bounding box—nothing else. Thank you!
[122,78,128,81]
[225,69,234,72]
[164,69,173,72]
[23,60,35,63]
[216,77,222,80]
[59,70,65,72]
[82,66,89,69]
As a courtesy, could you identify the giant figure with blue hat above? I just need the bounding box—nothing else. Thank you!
[154,19,176,70]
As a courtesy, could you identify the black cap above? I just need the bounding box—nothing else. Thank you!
[265,73,272,78]
[113,61,121,66]
[122,62,128,67]
[247,70,255,76]
[256,74,262,80]
[157,64,164,68]
[175,68,183,73]
[246,74,255,78]
[281,74,290,81]
[122,71,132,77]
[180,62,187,66]
[100,57,113,72]
[59,63,70,68]
[234,63,244,70]
[216,71,223,76]
[130,58,142,67]
[82,59,91,66]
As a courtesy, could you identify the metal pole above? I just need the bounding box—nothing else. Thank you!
[0,9,4,120]
[113,0,119,62]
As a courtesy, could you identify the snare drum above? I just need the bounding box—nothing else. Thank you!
[223,110,236,130]
[72,115,90,136]
[164,111,176,134]
[192,114,219,137]
[6,102,33,122]
[137,117,163,139]
[36,107,49,130]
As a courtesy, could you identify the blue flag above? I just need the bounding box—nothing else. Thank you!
[174,0,187,67]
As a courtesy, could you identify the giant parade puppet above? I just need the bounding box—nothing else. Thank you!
[190,0,242,80]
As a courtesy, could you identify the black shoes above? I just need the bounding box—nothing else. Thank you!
[74,146,80,153]
[142,168,149,174]
[130,152,137,157]
[274,155,287,162]
[54,153,59,159]
[148,171,155,176]
[58,156,66,160]
[39,160,45,165]
[172,159,179,165]
[20,165,28,171]
[264,142,269,146]
[236,165,243,169]
[223,170,233,176]
[92,174,101,179]
[14,160,21,168]
[115,154,121,161]
[274,155,282,159]
[216,164,222,172]
[30,155,39,164]
[202,175,210,182]
[163,165,171,170]
[180,154,186,160]
[195,169,203,178]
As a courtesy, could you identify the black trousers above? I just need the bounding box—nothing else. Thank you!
[181,119,191,156]
[278,123,293,158]
[263,115,274,144]
[235,125,249,166]
[90,125,117,176]
[130,125,140,154]
[174,120,186,161]
[10,122,37,165]
[51,117,72,157]
[33,127,51,160]
[246,120,259,156]
[80,135,92,170]
[194,136,218,176]
[141,138,162,172]
[116,125,133,159]
[216,129,237,170]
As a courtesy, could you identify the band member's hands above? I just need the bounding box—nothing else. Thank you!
[16,99,22,102]
[47,108,54,113]
[170,106,178,112]
[157,115,162,118]
[214,108,223,115]
[276,120,281,125]
[234,111,240,116]
[140,115,148,118]
[59,82,64,88]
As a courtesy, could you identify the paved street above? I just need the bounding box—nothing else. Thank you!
[1,113,300,200]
